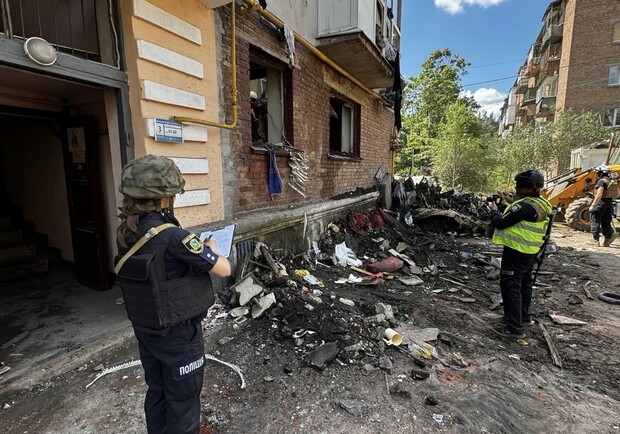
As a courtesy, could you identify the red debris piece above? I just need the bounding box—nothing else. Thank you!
[366,257,404,273]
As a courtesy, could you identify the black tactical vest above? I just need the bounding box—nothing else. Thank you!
[115,223,214,335]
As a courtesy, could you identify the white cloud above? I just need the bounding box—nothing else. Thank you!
[434,0,507,14]
[462,88,507,117]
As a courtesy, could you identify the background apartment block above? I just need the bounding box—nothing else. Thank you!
[499,0,620,136]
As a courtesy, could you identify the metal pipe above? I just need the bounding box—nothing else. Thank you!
[173,2,238,129]
[240,0,383,102]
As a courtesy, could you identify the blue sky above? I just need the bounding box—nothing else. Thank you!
[400,0,550,116]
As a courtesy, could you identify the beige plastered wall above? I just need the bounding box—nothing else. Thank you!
[120,0,225,227]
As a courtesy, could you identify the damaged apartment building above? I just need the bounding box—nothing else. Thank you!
[0,0,402,292]
[499,0,620,137]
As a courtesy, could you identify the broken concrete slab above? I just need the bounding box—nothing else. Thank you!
[400,327,439,344]
[375,303,395,321]
[340,399,363,416]
[232,274,264,306]
[251,292,276,319]
[379,355,393,374]
[307,342,340,370]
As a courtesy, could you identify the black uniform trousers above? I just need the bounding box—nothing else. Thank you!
[500,246,537,334]
[590,199,614,240]
[134,321,205,434]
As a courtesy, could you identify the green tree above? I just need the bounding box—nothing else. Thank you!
[494,110,609,187]
[397,49,476,174]
[431,100,495,191]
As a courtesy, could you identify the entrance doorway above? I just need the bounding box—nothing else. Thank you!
[0,66,123,290]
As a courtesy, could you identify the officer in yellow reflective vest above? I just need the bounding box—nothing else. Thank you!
[489,170,552,339]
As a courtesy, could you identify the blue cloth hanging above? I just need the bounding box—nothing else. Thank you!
[268,150,283,196]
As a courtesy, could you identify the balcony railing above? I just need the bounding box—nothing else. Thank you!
[0,0,119,66]
[521,88,537,106]
[516,74,529,93]
[542,23,564,48]
[537,96,556,117]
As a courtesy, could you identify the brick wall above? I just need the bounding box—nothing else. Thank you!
[558,0,620,116]
[217,6,394,215]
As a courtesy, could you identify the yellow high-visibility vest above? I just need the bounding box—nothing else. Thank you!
[492,196,552,254]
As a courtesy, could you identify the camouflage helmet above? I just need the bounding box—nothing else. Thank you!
[119,154,185,200]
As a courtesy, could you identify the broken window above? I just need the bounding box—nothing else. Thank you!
[609,66,620,86]
[329,96,360,158]
[603,108,620,127]
[249,49,291,145]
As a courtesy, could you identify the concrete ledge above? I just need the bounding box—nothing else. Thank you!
[190,192,380,255]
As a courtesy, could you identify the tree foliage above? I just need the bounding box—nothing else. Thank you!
[397,50,612,193]
[397,49,475,174]
[431,100,495,191]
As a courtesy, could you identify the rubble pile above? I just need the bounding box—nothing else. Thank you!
[392,176,490,234]
[215,206,538,377]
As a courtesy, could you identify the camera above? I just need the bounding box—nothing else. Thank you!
[486,194,502,205]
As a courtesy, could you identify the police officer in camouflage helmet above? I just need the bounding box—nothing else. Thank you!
[115,154,231,434]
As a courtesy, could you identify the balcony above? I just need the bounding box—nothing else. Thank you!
[542,23,564,49]
[516,72,529,93]
[527,58,540,77]
[317,0,396,88]
[0,0,118,66]
[521,88,537,106]
[537,96,556,117]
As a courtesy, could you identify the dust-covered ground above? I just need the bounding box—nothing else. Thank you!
[0,223,619,434]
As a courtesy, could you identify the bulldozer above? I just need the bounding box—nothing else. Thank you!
[541,164,620,231]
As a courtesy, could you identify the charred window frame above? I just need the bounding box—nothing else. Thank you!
[329,94,360,158]
[249,46,293,146]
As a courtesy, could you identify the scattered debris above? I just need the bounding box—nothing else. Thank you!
[568,295,583,305]
[307,342,340,371]
[411,369,430,380]
[425,396,439,406]
[340,399,363,417]
[389,382,413,399]
[398,276,424,286]
[379,355,393,374]
[597,292,620,305]
[549,312,588,326]
[539,323,563,368]
[1,330,30,350]
[432,413,444,424]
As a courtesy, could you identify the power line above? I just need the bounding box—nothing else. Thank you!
[462,76,518,87]
[469,59,524,69]
[462,54,620,88]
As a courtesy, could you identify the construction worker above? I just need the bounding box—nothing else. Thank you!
[488,170,552,339]
[588,165,618,247]
[115,155,231,434]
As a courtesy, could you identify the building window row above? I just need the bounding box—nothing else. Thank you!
[249,46,361,159]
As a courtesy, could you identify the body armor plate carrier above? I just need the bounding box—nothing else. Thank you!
[115,227,213,333]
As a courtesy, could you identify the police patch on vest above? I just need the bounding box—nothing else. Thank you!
[510,204,521,212]
[178,355,205,376]
[182,234,204,254]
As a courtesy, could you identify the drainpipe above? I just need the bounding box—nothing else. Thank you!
[172,2,238,129]
[240,0,384,102]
